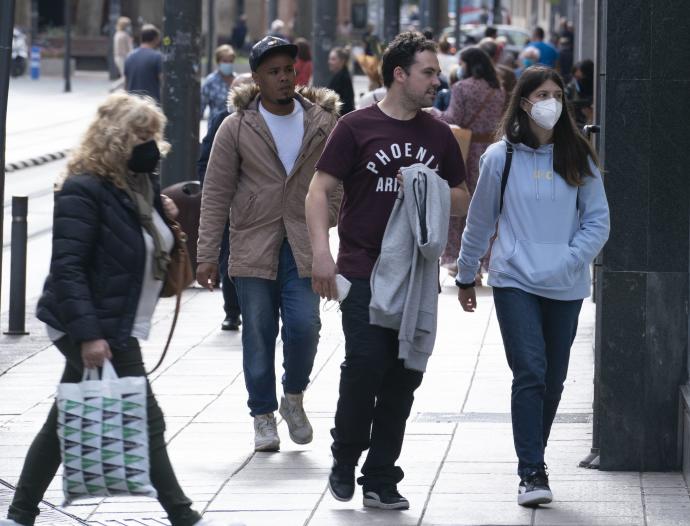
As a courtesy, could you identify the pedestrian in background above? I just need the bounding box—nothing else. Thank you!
[479,37,517,101]
[306,32,469,511]
[113,16,133,80]
[201,44,236,127]
[197,74,253,332]
[457,66,609,507]
[528,26,559,68]
[515,46,540,78]
[196,36,341,453]
[327,46,354,115]
[565,59,595,128]
[0,93,240,526]
[436,46,505,280]
[124,24,163,102]
[294,38,313,86]
[231,15,248,52]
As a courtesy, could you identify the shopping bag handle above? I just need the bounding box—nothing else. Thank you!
[82,359,118,381]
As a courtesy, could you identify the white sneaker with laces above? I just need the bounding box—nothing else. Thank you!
[279,392,313,444]
[253,413,280,451]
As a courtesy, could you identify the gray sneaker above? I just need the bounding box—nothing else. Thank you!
[253,413,280,452]
[279,392,313,444]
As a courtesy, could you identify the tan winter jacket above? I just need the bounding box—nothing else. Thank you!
[197,83,341,279]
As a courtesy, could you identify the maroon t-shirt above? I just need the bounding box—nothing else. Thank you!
[315,104,466,279]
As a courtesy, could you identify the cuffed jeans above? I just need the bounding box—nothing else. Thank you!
[7,337,201,526]
[493,287,583,476]
[331,279,424,490]
[233,239,321,416]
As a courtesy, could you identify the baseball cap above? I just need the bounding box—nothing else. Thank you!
[249,36,298,71]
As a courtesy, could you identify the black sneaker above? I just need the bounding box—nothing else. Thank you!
[363,486,410,510]
[518,466,553,507]
[221,314,241,331]
[328,461,355,501]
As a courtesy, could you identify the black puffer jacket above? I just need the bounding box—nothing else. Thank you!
[37,173,169,348]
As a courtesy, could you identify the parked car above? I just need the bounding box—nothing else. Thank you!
[442,24,530,59]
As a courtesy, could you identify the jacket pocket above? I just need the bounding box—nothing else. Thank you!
[504,239,578,289]
[232,193,258,228]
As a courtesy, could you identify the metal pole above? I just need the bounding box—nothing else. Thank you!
[30,0,39,47]
[161,0,202,187]
[0,0,17,309]
[107,0,121,81]
[383,0,400,44]
[5,197,29,336]
[492,0,502,25]
[237,0,245,16]
[311,0,337,87]
[454,0,462,52]
[63,0,71,92]
[206,0,215,76]
[268,0,278,30]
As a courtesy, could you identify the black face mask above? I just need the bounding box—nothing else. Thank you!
[128,140,160,173]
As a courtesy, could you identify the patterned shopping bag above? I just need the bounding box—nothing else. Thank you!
[57,360,156,504]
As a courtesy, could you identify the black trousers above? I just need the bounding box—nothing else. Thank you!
[331,279,424,490]
[219,222,241,318]
[7,337,201,526]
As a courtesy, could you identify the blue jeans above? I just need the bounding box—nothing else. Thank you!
[233,239,321,416]
[493,287,583,476]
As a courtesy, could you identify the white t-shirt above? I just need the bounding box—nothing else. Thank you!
[259,100,304,176]
[131,209,175,339]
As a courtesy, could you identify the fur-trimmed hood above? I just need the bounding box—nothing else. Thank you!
[228,83,341,116]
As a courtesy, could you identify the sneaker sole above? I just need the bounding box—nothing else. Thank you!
[328,480,354,502]
[363,496,410,510]
[254,440,280,452]
[518,489,553,507]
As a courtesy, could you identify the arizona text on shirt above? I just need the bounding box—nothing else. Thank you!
[367,141,440,193]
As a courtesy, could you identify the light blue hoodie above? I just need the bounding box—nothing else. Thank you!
[458,139,610,301]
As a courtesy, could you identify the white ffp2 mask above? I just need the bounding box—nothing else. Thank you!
[525,98,563,130]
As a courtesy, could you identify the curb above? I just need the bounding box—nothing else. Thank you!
[5,149,70,173]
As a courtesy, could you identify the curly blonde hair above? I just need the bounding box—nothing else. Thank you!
[61,92,170,190]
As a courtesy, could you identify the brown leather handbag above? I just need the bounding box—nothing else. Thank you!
[161,220,194,298]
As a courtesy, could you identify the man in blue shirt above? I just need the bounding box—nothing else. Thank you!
[124,24,163,102]
[528,26,559,69]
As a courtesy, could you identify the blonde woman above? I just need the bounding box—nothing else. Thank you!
[0,94,239,526]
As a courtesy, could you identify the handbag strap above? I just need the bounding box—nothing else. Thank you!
[146,274,182,376]
[146,218,186,376]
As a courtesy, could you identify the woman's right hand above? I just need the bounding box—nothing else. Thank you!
[81,339,113,369]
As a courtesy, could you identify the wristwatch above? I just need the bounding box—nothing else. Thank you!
[456,281,475,290]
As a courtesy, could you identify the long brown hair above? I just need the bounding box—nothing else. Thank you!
[496,66,599,186]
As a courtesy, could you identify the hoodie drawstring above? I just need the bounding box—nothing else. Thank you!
[533,151,540,201]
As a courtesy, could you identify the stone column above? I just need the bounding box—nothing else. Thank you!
[596,0,690,471]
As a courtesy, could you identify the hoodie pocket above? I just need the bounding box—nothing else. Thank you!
[505,239,578,289]
[232,193,258,229]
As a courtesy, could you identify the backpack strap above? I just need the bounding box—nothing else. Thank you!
[499,141,514,213]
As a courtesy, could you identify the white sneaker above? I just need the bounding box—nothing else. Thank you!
[0,520,25,526]
[279,392,313,444]
[253,413,280,451]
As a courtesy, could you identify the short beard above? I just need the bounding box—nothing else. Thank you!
[277,97,294,105]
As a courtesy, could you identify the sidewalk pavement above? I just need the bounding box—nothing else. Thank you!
[2,274,689,526]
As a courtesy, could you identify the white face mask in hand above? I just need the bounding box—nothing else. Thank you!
[524,98,563,130]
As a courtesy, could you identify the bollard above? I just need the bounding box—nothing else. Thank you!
[30,45,40,80]
[4,196,29,335]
